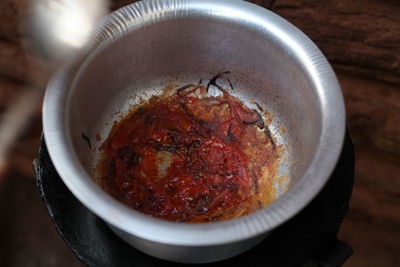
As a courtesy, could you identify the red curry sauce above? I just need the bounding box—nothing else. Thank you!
[98,81,278,222]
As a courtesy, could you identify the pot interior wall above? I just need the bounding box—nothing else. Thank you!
[66,14,322,199]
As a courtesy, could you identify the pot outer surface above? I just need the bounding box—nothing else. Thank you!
[36,132,354,266]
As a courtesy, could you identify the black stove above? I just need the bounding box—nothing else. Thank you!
[35,132,354,267]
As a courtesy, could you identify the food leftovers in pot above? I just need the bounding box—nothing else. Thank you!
[97,73,281,222]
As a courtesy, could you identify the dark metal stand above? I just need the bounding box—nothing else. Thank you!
[35,133,354,267]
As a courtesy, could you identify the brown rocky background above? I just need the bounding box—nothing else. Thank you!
[0,0,399,266]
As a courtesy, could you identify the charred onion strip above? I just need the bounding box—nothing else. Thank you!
[227,78,234,90]
[264,126,276,150]
[178,102,210,136]
[81,132,92,149]
[176,84,196,96]
[242,109,265,130]
[206,72,265,130]
[255,102,264,112]
[177,84,204,97]
[206,71,231,93]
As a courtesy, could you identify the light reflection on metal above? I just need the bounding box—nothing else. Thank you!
[32,0,108,61]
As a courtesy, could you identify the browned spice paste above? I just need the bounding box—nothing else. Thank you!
[98,75,279,222]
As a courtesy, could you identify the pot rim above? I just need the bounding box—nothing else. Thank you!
[43,0,345,246]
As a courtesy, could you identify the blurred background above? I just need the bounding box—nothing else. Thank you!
[0,0,399,266]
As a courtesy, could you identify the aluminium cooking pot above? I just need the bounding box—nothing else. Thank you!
[43,0,345,263]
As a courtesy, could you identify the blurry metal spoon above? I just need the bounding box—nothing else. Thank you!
[0,0,108,172]
[32,0,108,62]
